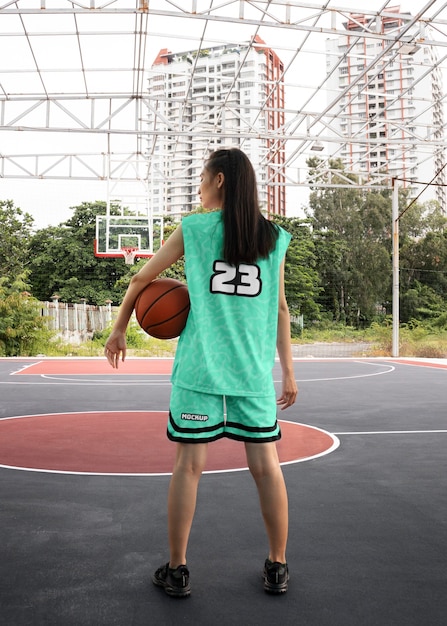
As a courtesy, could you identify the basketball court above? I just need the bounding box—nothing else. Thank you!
[1,356,446,625]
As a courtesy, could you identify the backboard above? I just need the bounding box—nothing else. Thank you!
[94,215,164,263]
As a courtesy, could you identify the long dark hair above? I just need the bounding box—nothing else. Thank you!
[205,148,279,265]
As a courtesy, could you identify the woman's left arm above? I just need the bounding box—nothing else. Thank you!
[276,260,298,410]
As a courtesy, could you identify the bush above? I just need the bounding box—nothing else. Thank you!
[0,277,54,356]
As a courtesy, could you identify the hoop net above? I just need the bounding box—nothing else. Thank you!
[121,247,139,265]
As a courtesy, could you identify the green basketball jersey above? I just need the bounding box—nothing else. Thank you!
[171,211,291,396]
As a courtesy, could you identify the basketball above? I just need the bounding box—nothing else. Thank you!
[134,278,190,339]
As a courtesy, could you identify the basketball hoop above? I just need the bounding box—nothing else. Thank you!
[121,247,139,265]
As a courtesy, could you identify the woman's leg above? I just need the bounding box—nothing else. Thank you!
[245,441,288,563]
[167,442,208,568]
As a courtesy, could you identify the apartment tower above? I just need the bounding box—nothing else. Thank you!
[146,36,286,218]
[325,8,446,210]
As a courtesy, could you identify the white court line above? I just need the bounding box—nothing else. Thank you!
[40,374,172,385]
[0,376,172,385]
[293,361,394,382]
[9,361,43,375]
[0,413,339,476]
[0,360,395,385]
[0,378,171,387]
[334,429,447,435]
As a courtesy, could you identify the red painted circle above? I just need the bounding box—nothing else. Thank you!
[0,412,337,474]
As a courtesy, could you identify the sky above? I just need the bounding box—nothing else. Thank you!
[0,0,442,230]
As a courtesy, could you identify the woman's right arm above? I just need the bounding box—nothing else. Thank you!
[104,224,184,368]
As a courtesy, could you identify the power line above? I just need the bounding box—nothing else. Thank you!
[397,162,447,220]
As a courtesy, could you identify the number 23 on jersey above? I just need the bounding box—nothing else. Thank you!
[210,261,262,297]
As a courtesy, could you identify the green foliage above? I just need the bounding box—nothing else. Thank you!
[400,206,447,321]
[3,170,447,344]
[305,158,447,327]
[28,202,131,305]
[0,200,34,279]
[0,273,54,356]
[401,281,446,321]
[432,312,447,330]
[159,219,186,282]
[297,316,447,358]
[41,319,177,357]
[306,160,394,327]
[272,216,321,320]
[300,321,369,343]
[92,319,150,349]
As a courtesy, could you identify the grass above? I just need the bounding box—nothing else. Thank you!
[294,320,447,358]
[32,320,447,359]
[367,324,447,358]
[39,320,178,358]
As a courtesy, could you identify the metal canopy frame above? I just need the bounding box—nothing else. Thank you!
[0,1,446,202]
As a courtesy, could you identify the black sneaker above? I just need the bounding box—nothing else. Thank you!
[152,562,191,598]
[263,558,289,594]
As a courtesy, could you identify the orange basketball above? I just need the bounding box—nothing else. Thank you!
[134,278,190,339]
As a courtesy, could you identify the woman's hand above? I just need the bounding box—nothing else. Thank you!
[104,330,127,369]
[276,373,298,410]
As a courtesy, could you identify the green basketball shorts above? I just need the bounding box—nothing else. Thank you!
[168,384,281,443]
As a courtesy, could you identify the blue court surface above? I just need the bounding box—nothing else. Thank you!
[0,357,446,626]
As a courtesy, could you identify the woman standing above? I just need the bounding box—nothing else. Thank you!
[105,148,298,597]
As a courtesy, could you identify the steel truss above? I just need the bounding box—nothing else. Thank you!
[0,0,446,197]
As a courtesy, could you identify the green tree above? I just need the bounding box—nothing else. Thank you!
[0,200,34,279]
[272,216,320,321]
[116,216,186,291]
[306,159,392,326]
[28,202,131,305]
[399,203,447,321]
[0,273,53,356]
[400,280,445,321]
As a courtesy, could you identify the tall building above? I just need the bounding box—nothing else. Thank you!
[325,8,446,210]
[146,36,286,218]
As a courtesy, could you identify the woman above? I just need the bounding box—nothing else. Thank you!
[105,148,298,597]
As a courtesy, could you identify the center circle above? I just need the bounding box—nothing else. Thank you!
[0,411,338,475]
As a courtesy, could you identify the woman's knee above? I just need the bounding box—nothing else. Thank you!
[173,443,208,476]
[245,442,281,481]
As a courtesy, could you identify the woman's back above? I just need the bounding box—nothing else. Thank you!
[171,211,291,396]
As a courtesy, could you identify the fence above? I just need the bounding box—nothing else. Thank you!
[41,299,114,343]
